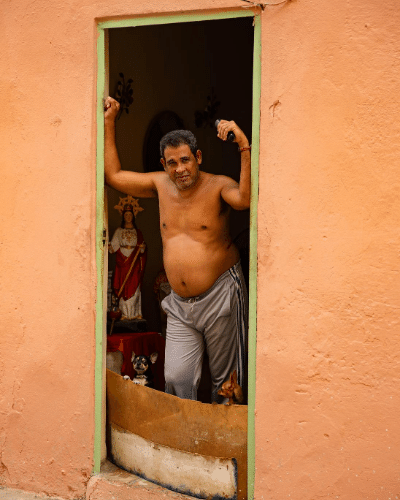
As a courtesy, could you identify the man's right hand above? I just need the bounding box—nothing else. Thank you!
[104,96,120,123]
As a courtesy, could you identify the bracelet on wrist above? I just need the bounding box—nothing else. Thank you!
[238,145,251,153]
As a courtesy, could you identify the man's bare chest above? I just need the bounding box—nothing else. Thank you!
[157,183,229,234]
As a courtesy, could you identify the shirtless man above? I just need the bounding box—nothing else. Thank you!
[104,96,251,402]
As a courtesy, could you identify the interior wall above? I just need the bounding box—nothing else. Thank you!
[108,19,253,331]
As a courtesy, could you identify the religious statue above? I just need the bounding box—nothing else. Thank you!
[109,196,147,320]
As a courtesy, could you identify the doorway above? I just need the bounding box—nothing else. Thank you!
[96,9,261,499]
[107,17,254,334]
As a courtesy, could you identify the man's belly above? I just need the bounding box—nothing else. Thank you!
[163,237,239,298]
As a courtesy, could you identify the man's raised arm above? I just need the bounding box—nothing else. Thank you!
[217,120,251,211]
[104,96,157,198]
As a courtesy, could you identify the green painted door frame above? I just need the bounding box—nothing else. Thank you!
[95,9,261,498]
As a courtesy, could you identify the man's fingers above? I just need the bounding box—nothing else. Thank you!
[104,97,112,111]
[104,96,120,114]
[217,121,227,140]
[104,96,119,107]
[217,120,236,141]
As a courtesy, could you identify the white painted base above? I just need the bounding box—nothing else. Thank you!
[110,424,237,499]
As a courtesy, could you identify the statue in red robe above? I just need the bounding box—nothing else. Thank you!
[109,203,147,320]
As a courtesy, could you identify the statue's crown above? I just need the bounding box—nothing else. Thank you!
[114,195,144,217]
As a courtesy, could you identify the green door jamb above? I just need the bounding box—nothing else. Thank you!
[95,10,261,499]
[95,25,106,475]
[248,13,261,500]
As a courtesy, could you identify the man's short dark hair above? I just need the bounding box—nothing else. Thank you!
[160,130,198,158]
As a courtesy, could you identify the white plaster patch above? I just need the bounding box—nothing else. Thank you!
[110,425,237,499]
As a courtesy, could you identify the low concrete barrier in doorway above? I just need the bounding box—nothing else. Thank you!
[106,369,247,499]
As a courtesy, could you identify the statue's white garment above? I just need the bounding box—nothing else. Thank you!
[119,287,142,320]
[110,227,138,257]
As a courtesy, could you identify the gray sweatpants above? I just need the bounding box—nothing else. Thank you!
[162,261,248,402]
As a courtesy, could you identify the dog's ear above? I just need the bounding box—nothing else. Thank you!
[131,351,136,363]
[150,352,158,364]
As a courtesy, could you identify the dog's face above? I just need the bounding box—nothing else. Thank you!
[131,352,158,375]
[132,355,150,375]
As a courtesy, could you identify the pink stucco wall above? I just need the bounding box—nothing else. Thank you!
[256,1,400,498]
[1,0,399,499]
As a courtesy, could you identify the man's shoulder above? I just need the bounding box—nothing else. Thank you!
[205,172,237,188]
[151,170,168,188]
[150,170,167,179]
[202,172,235,184]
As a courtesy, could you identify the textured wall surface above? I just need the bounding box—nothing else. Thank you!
[1,0,98,497]
[1,0,400,499]
[256,0,400,498]
[0,2,251,498]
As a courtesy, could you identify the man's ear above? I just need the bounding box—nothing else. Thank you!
[160,157,166,171]
[196,150,202,165]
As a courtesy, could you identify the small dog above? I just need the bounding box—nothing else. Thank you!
[123,351,158,388]
[218,370,244,405]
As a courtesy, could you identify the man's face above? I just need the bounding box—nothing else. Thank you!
[161,144,202,191]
